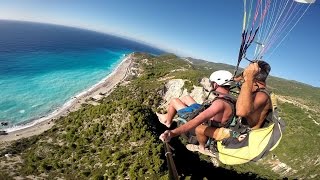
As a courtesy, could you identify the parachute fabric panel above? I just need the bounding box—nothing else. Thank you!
[294,0,316,3]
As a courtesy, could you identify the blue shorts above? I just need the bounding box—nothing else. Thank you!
[177,103,202,119]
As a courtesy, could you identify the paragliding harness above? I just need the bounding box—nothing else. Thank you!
[212,88,286,165]
[175,90,237,145]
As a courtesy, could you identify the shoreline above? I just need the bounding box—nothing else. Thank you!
[0,53,134,143]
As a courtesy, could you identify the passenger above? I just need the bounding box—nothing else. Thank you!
[234,60,272,130]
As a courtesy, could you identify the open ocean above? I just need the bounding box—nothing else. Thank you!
[0,20,165,130]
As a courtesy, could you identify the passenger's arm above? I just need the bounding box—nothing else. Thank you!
[236,63,259,117]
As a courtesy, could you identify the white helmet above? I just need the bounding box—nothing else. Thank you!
[209,70,233,86]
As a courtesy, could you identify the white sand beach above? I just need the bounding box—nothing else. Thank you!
[0,53,134,144]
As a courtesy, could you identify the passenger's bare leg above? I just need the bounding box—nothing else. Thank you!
[156,98,187,128]
[196,125,230,141]
[195,125,211,150]
[180,95,197,106]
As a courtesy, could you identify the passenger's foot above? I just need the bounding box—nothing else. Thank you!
[185,144,215,157]
[156,112,171,128]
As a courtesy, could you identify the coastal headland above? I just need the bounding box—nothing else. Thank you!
[0,53,134,144]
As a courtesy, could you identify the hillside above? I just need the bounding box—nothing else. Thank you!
[0,53,319,179]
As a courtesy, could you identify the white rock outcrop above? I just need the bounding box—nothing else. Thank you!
[159,78,215,109]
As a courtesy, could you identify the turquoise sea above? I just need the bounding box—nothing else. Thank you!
[0,20,165,131]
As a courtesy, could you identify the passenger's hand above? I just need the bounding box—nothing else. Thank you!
[243,62,260,80]
[160,130,172,142]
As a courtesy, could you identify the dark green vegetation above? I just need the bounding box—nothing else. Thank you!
[1,53,319,179]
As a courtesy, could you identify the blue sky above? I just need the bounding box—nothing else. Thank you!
[0,0,319,87]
